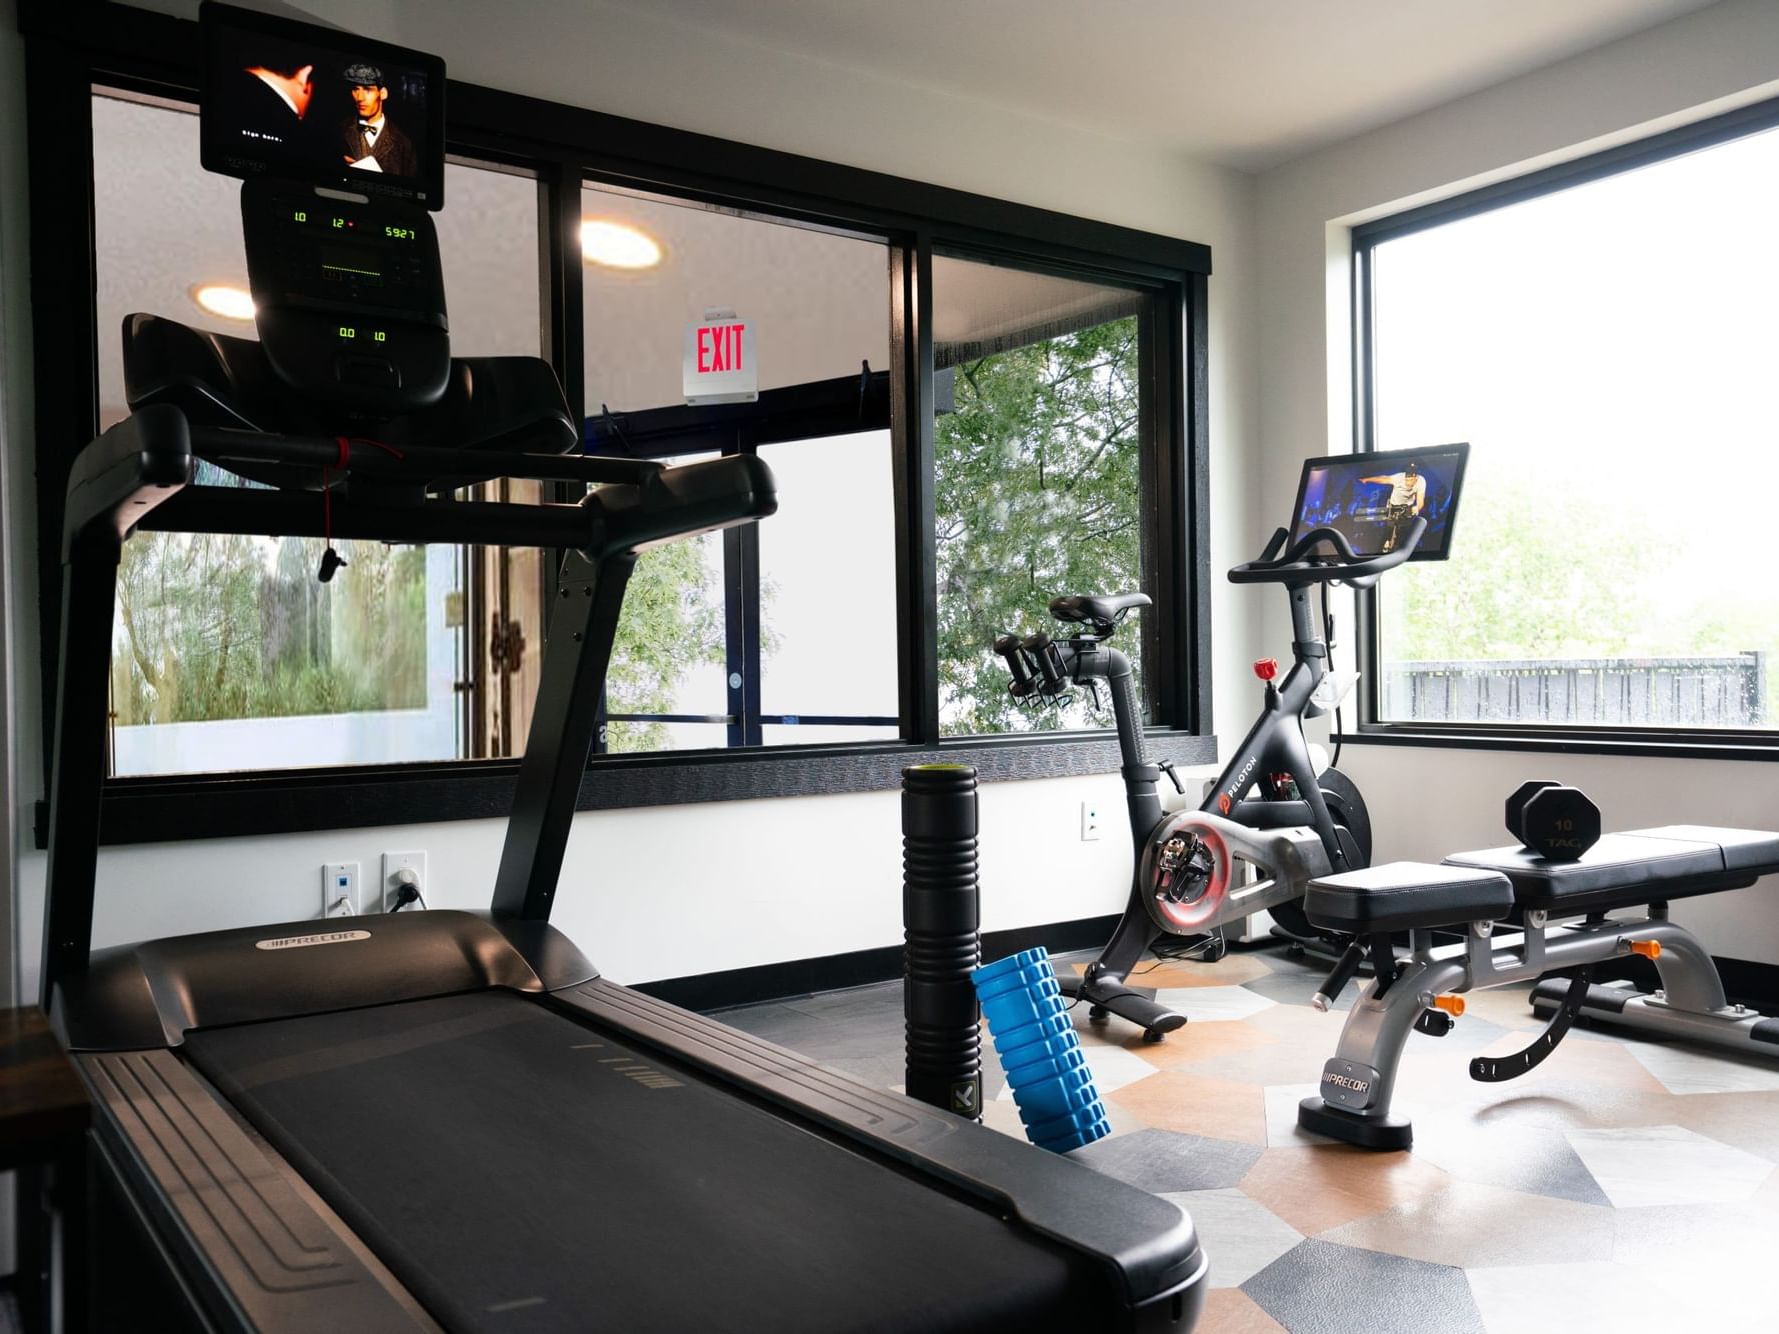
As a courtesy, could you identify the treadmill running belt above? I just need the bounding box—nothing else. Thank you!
[184,992,1088,1333]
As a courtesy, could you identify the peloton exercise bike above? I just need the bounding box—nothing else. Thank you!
[29,6,1206,1330]
[997,444,1469,1041]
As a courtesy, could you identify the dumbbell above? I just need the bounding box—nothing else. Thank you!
[1505,780,1602,861]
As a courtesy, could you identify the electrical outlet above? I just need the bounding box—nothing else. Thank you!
[322,861,360,917]
[381,850,427,913]
[1080,800,1102,842]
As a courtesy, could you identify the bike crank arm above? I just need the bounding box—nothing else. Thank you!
[1139,812,1331,937]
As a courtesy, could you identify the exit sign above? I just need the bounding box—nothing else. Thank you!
[683,313,757,405]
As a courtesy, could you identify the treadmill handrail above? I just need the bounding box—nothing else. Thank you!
[189,424,665,486]
[41,406,776,1009]
[62,408,777,559]
[62,403,195,560]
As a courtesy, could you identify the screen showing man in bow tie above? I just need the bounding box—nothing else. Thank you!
[340,61,420,178]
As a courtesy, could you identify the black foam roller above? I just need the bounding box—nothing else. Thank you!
[902,764,983,1120]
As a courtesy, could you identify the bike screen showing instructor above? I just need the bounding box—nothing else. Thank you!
[1290,443,1469,561]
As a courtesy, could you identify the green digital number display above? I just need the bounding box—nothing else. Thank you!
[339,326,356,339]
[331,217,346,230]
[384,225,416,241]
[373,331,388,343]
[293,210,308,223]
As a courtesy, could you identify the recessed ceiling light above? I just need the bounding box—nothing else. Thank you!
[581,219,662,270]
[191,283,256,321]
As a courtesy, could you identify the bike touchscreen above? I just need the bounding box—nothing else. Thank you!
[1289,443,1468,561]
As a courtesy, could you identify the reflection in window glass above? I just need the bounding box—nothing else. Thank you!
[757,432,899,745]
[605,454,726,755]
[582,185,888,412]
[932,255,1150,737]
[93,92,541,773]
[582,184,894,751]
[1371,126,1779,729]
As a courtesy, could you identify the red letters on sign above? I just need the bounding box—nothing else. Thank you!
[695,324,745,376]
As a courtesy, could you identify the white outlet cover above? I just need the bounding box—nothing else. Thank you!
[382,851,428,912]
[322,861,360,916]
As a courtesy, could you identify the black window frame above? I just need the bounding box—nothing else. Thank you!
[1348,94,1779,763]
[20,0,1215,848]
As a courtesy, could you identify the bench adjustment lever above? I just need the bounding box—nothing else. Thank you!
[1469,966,1591,1082]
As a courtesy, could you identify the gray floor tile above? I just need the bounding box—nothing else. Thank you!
[1244,1238,1485,1334]
[1070,1127,1263,1192]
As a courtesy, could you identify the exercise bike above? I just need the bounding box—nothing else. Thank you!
[997,452,1455,1041]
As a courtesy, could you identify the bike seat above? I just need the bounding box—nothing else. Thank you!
[1050,592,1152,632]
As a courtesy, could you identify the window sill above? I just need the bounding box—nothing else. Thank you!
[40,729,1218,847]
[1340,726,1779,764]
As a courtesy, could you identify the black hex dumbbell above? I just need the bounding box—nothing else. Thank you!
[1505,780,1601,861]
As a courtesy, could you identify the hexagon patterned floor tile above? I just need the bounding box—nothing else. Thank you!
[1238,1144,1453,1236]
[1069,1127,1266,1193]
[1563,1123,1776,1207]
[1317,1178,1614,1268]
[1243,1239,1484,1334]
[1625,1039,1779,1095]
[1119,1016,1279,1072]
[1149,984,1278,1023]
[1161,1188,1303,1288]
[713,943,1779,1330]
[1110,1071,1268,1144]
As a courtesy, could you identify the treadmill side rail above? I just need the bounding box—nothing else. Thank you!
[553,978,1208,1319]
[81,1049,441,1332]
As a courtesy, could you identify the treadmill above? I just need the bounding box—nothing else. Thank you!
[33,6,1206,1330]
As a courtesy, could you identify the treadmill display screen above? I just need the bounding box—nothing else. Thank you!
[200,1,446,209]
[1289,443,1469,561]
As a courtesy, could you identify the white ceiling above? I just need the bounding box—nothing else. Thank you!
[601,0,1724,171]
[92,0,1732,415]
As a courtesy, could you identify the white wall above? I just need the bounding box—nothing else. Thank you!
[1254,0,1779,964]
[3,1,1261,998]
[13,769,1228,997]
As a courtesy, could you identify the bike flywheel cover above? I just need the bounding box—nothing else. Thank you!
[1140,812,1233,936]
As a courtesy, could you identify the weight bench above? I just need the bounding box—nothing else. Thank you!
[1295,826,1779,1150]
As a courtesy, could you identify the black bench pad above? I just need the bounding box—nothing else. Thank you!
[1306,862,1514,933]
[1444,826,1779,916]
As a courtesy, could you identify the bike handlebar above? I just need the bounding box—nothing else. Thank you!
[1227,516,1428,589]
[994,634,1040,698]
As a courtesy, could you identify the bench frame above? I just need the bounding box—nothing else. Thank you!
[1297,907,1743,1150]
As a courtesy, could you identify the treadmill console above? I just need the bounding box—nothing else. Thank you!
[200,1,450,414]
[241,178,450,412]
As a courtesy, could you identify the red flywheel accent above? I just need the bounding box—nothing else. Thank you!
[1144,818,1232,935]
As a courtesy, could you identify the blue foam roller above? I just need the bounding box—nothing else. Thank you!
[979,986,1063,1035]
[1023,1101,1109,1142]
[1007,1063,1097,1123]
[972,949,1105,1154]
[1036,1118,1111,1153]
[973,947,1050,986]
[990,1009,1073,1059]
[994,1024,1078,1070]
[1002,1043,1088,1089]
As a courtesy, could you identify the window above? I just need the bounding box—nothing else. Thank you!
[580,184,898,752]
[31,8,1211,842]
[932,255,1153,736]
[1358,106,1779,743]
[93,92,539,776]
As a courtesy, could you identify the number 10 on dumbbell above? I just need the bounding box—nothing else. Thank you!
[1506,780,1601,861]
